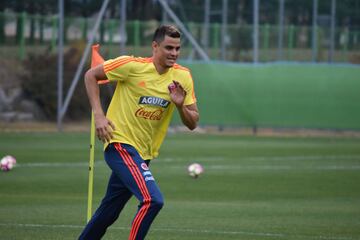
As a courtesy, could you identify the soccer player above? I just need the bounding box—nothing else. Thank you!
[79,25,199,240]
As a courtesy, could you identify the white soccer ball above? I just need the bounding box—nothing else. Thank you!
[0,155,17,172]
[187,163,204,178]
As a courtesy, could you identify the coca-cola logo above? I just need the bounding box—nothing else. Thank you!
[135,107,164,120]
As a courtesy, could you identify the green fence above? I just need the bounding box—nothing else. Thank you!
[174,62,360,130]
[0,12,359,63]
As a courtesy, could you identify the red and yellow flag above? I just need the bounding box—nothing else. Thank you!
[91,44,109,85]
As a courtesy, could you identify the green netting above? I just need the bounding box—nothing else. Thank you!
[172,63,360,130]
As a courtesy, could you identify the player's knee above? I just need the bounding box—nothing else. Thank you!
[151,197,164,211]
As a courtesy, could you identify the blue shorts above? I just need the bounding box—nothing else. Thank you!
[79,143,164,240]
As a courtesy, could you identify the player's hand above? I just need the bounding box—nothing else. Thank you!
[94,114,115,143]
[168,80,186,108]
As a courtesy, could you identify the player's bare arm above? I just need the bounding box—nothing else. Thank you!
[84,64,115,142]
[178,103,199,130]
[169,80,199,130]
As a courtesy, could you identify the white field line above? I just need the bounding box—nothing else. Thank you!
[16,154,360,168]
[205,165,360,170]
[17,162,95,167]
[162,155,360,163]
[244,155,360,161]
[16,160,360,171]
[0,222,355,240]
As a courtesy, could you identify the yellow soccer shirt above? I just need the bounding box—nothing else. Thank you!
[103,56,197,160]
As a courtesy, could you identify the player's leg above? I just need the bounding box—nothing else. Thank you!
[78,151,133,239]
[130,175,163,240]
[112,143,164,240]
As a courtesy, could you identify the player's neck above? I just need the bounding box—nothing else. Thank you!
[153,59,170,75]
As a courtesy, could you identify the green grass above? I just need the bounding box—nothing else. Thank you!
[0,132,360,240]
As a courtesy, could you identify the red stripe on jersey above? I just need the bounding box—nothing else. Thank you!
[104,57,133,73]
[173,63,190,72]
[104,57,153,73]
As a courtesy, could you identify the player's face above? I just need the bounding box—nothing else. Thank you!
[153,36,181,68]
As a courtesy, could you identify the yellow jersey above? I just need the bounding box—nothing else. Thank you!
[103,56,196,160]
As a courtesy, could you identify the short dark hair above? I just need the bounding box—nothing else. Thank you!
[152,25,181,43]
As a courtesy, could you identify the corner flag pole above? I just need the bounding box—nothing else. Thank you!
[87,44,107,222]
[87,111,96,222]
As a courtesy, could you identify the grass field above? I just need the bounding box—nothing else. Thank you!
[0,132,360,240]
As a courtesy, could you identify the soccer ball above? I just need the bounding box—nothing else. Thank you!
[0,155,17,172]
[187,163,204,178]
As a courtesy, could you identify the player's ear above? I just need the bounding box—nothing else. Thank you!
[152,41,158,51]
[151,41,160,51]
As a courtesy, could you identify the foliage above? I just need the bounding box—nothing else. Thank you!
[20,43,91,121]
[1,0,359,27]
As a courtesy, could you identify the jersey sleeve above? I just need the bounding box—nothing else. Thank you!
[103,56,134,82]
[182,71,197,106]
